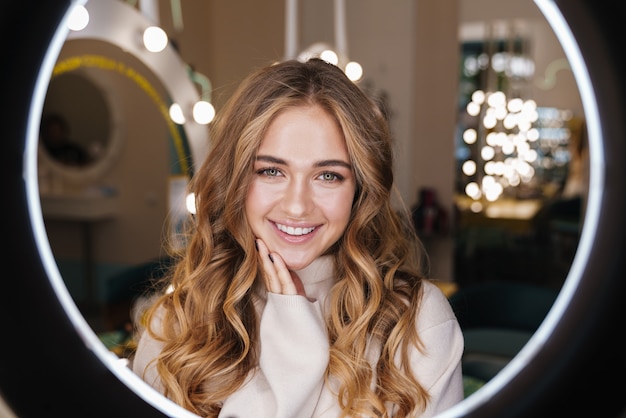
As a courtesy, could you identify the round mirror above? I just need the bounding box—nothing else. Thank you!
[0,1,624,417]
[41,71,110,167]
[39,65,122,188]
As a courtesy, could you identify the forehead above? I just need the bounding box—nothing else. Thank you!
[258,105,349,159]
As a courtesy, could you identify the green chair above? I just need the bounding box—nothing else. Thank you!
[448,280,559,396]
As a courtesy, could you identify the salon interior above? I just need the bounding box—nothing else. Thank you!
[34,0,590,407]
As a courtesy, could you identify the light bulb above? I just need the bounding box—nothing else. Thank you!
[471,90,485,105]
[192,101,216,125]
[185,193,196,214]
[169,103,185,124]
[507,97,524,113]
[481,145,495,161]
[345,61,363,82]
[465,182,481,200]
[320,50,338,65]
[470,201,483,213]
[68,5,89,31]
[463,128,477,144]
[462,160,477,176]
[466,101,481,117]
[143,26,168,52]
[487,91,506,108]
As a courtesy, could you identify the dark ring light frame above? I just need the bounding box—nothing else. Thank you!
[1,1,624,417]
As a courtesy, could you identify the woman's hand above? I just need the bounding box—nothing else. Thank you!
[256,239,307,297]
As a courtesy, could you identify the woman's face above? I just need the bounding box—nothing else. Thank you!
[245,104,356,271]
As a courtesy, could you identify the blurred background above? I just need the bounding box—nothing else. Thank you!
[37,0,585,395]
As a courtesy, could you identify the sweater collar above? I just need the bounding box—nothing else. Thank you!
[293,255,335,286]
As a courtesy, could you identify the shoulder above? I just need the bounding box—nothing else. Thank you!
[415,279,459,333]
[130,304,167,390]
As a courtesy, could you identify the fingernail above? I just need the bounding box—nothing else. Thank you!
[268,253,274,263]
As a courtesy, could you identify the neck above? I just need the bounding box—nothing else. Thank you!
[294,255,334,285]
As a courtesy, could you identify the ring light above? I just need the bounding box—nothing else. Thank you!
[0,0,624,416]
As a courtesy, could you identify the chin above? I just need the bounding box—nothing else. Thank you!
[285,260,313,271]
[282,254,317,271]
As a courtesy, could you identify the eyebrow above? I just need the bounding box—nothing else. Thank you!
[255,155,352,170]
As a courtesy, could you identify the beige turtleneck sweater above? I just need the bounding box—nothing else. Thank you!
[131,256,464,417]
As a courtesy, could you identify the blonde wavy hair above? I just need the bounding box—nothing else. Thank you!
[141,58,430,417]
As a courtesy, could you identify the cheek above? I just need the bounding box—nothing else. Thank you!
[318,191,354,225]
[244,184,259,220]
[245,182,273,218]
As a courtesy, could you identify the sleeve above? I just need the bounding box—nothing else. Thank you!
[130,310,166,393]
[409,282,465,417]
[219,292,330,418]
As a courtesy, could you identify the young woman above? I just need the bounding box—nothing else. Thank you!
[132,58,464,417]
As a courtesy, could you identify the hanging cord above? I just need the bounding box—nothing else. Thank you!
[334,0,347,63]
[284,0,299,60]
[187,65,212,102]
[171,0,184,31]
[127,0,182,31]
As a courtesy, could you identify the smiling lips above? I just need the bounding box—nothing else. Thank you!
[275,222,316,236]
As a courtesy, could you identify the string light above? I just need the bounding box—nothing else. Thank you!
[463,89,540,202]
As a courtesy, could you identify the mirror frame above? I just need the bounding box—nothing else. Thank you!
[0,0,624,417]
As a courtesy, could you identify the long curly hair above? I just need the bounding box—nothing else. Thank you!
[141,58,430,417]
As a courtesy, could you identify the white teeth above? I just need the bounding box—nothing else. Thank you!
[276,223,315,236]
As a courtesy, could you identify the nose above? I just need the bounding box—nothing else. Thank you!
[281,176,312,217]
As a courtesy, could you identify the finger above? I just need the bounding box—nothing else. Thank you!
[290,271,307,298]
[256,239,281,293]
[268,252,298,295]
